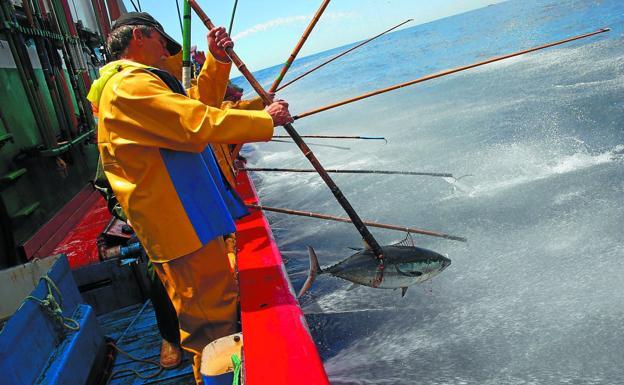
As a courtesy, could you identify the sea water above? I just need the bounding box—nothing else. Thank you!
[233,0,624,383]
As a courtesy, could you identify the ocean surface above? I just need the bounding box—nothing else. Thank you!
[233,0,624,383]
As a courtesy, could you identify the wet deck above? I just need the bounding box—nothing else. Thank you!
[99,302,195,385]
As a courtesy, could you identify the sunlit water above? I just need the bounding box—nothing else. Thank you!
[233,0,624,383]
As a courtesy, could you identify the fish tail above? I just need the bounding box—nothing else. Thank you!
[298,246,321,298]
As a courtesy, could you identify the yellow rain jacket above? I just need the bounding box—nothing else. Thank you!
[89,54,273,262]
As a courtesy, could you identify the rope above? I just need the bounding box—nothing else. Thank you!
[25,275,80,332]
[231,354,242,385]
[107,342,164,382]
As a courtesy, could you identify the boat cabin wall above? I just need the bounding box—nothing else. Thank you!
[0,0,112,268]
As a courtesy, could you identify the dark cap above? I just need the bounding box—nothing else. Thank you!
[111,12,181,55]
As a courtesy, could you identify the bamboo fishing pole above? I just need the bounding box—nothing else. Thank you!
[248,204,467,242]
[276,18,413,92]
[269,0,331,93]
[272,135,386,141]
[244,167,453,178]
[270,139,350,150]
[189,0,388,259]
[293,28,610,120]
[231,0,331,159]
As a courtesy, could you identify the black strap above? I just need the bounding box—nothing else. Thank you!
[146,68,187,96]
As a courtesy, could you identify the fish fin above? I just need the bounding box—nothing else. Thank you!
[298,246,321,298]
[393,232,415,247]
[346,283,360,291]
[401,287,408,297]
[348,247,363,251]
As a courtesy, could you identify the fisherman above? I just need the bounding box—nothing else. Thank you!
[87,12,293,384]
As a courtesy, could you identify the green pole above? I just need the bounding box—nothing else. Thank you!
[182,0,191,88]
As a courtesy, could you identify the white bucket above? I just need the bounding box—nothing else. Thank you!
[200,333,243,385]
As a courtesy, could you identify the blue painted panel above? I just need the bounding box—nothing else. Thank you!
[35,304,104,384]
[0,255,103,385]
[159,149,236,244]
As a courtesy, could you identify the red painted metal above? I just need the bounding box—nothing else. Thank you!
[56,68,78,132]
[21,184,104,261]
[235,169,329,385]
[81,71,92,89]
[51,196,109,269]
[106,0,121,22]
[37,0,47,20]
[58,0,78,36]
[91,0,111,38]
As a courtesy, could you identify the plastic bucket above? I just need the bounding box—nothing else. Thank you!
[200,332,243,385]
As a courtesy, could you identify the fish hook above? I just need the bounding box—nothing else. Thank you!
[372,257,385,288]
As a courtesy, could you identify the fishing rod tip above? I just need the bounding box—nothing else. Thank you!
[446,235,468,243]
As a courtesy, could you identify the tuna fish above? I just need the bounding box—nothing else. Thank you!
[298,243,451,298]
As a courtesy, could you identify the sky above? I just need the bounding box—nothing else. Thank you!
[122,1,505,75]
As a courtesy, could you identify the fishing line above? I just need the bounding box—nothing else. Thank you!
[128,0,139,12]
[175,0,183,35]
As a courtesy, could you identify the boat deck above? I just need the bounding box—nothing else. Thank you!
[99,302,195,384]
[14,167,328,384]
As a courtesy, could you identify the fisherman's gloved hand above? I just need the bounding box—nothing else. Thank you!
[265,100,294,127]
[208,26,233,63]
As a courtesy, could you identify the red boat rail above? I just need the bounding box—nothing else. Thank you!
[235,169,329,384]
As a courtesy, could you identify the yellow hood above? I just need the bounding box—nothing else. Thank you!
[87,60,152,108]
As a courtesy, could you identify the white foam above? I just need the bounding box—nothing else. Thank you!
[464,144,621,198]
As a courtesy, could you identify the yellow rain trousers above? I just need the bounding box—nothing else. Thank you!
[89,53,273,384]
[152,238,236,384]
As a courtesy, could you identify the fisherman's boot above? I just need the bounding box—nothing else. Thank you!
[160,339,182,369]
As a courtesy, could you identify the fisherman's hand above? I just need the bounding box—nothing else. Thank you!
[194,50,206,66]
[208,27,233,63]
[265,100,294,127]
